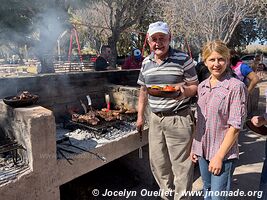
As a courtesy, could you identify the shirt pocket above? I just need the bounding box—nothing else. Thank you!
[199,90,207,96]
[211,90,229,115]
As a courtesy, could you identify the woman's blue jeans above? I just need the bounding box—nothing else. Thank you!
[198,157,236,200]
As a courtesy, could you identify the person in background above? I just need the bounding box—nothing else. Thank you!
[230,52,260,118]
[95,45,113,71]
[251,114,267,200]
[251,54,261,72]
[257,63,265,80]
[137,21,198,200]
[195,61,210,83]
[122,48,144,69]
[191,40,248,200]
[230,52,259,94]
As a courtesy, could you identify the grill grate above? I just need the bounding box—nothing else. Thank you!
[56,118,137,164]
[0,139,26,165]
[0,138,28,185]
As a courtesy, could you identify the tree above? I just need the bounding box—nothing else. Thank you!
[0,0,39,63]
[0,0,87,72]
[161,0,266,53]
[72,0,153,67]
[34,7,70,73]
[228,19,259,49]
[256,17,267,44]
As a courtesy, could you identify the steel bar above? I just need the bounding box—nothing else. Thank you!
[0,141,18,150]
[57,148,73,165]
[57,146,76,154]
[62,142,106,162]
[0,165,29,178]
[0,144,26,154]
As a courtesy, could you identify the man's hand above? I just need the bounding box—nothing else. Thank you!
[251,116,267,127]
[136,85,148,134]
[136,116,144,133]
[174,84,184,93]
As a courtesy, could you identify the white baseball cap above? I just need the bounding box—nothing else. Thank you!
[147,21,169,37]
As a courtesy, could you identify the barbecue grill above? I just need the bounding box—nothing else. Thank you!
[56,108,139,164]
[0,138,28,185]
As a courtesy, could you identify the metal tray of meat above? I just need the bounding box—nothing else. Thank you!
[68,119,122,133]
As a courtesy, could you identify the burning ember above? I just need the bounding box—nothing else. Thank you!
[56,106,138,165]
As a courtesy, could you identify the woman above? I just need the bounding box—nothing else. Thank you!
[191,40,248,200]
[230,53,260,117]
[230,53,259,94]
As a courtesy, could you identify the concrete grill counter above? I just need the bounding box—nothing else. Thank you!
[0,70,150,200]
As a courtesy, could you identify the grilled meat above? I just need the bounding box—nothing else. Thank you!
[72,111,100,125]
[97,109,121,121]
[12,91,33,100]
[71,107,137,125]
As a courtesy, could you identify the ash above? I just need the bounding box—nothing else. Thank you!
[57,121,137,142]
[102,121,137,140]
[0,154,29,186]
[56,121,137,160]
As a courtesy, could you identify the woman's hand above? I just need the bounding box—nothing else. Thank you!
[208,155,223,175]
[190,153,198,163]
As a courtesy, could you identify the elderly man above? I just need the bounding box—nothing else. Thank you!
[136,21,198,199]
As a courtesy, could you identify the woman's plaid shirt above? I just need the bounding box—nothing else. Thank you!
[192,73,248,160]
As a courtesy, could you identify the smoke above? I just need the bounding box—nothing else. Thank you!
[30,6,71,73]
[33,7,70,58]
[0,1,70,63]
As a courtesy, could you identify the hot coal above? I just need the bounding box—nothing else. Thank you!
[56,121,137,161]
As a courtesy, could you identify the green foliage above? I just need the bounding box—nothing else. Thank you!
[228,18,266,49]
[228,19,258,48]
[257,19,267,44]
[0,0,38,45]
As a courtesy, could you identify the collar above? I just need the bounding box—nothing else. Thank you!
[202,73,231,90]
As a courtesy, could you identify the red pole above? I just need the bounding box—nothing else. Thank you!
[73,28,83,63]
[184,37,192,58]
[141,35,148,57]
[68,29,73,62]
